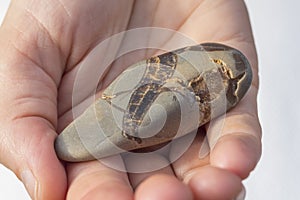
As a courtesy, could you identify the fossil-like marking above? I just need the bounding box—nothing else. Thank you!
[103,52,178,143]
[102,47,246,144]
[211,58,247,105]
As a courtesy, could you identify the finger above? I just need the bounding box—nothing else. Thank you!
[185,166,243,200]
[124,151,174,188]
[66,156,133,200]
[0,3,69,198]
[0,52,67,199]
[135,174,193,200]
[0,118,67,200]
[208,87,262,178]
[171,128,210,179]
[171,129,243,199]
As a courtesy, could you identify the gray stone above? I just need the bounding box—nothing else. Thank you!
[55,43,252,162]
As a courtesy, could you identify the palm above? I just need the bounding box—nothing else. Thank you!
[58,0,257,123]
[0,0,261,199]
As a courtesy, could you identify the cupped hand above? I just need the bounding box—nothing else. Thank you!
[0,0,261,199]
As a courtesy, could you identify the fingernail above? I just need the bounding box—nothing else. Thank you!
[21,170,38,199]
[234,185,246,200]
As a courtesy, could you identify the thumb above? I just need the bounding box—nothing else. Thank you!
[0,20,67,200]
[1,118,67,200]
[0,69,68,199]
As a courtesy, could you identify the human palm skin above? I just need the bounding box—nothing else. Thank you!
[0,0,261,199]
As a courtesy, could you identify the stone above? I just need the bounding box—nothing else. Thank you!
[55,43,252,162]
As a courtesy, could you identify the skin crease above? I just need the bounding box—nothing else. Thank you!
[0,0,262,199]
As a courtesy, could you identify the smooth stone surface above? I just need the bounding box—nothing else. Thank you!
[55,43,252,162]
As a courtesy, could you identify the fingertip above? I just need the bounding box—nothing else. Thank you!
[3,119,68,200]
[210,133,261,179]
[23,130,67,200]
[135,174,193,200]
[185,166,242,200]
[21,157,67,200]
[66,159,133,200]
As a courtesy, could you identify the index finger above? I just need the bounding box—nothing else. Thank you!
[208,85,262,179]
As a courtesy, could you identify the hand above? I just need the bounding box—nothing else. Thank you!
[0,0,261,199]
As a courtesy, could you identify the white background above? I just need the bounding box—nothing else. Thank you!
[0,0,299,199]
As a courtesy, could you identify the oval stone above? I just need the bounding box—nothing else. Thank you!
[55,43,252,162]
